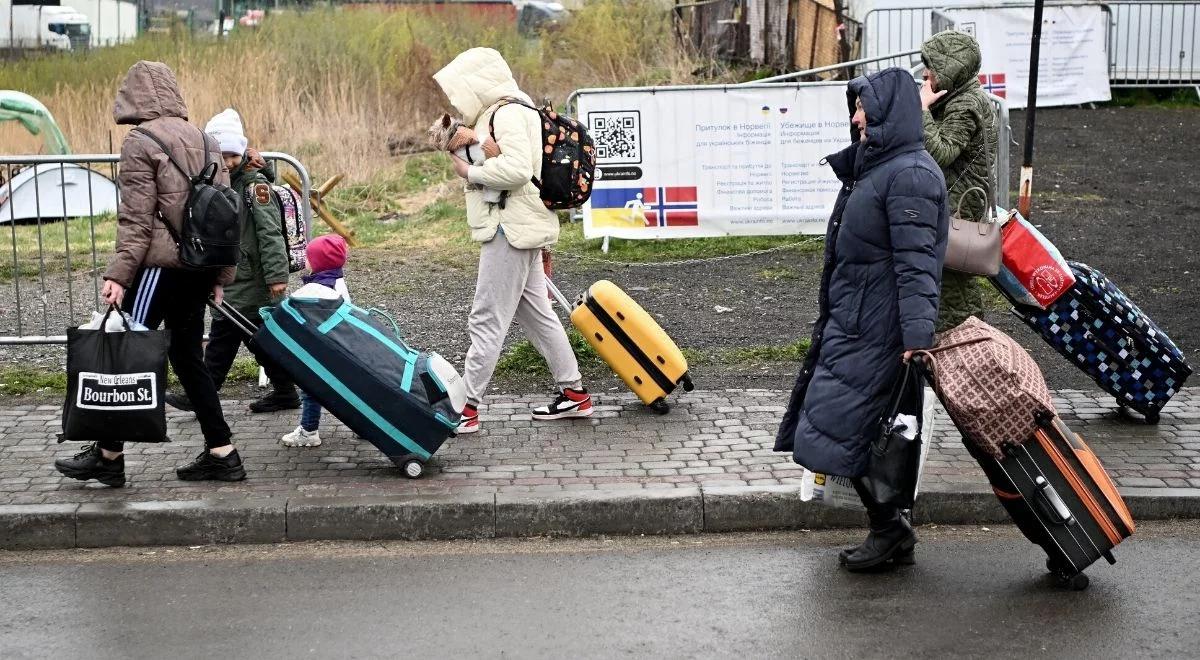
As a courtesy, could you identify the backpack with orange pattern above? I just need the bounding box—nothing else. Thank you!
[489,98,596,210]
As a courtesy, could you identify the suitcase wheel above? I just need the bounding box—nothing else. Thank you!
[680,374,695,392]
[1116,403,1160,425]
[1059,572,1090,591]
[648,399,671,415]
[1047,558,1090,591]
[402,459,424,479]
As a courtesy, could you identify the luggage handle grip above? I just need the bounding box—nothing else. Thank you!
[1033,476,1075,526]
[366,307,416,353]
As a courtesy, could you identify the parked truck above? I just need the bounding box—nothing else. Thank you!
[1,2,92,51]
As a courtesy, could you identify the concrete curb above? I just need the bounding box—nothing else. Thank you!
[2,485,1199,550]
[287,494,495,542]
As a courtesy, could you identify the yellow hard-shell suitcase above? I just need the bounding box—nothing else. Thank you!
[547,278,693,414]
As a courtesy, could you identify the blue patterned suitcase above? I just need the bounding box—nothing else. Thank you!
[1009,261,1191,423]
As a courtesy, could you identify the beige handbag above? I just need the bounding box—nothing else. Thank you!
[944,185,1002,276]
[916,317,1056,460]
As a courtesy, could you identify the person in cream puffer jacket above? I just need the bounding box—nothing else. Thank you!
[434,47,593,434]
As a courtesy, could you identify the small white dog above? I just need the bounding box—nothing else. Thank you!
[428,113,503,205]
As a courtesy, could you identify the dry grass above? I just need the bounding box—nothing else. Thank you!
[0,1,711,187]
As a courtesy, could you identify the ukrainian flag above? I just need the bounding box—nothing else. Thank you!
[589,187,650,230]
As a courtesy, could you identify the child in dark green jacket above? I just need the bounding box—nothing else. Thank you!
[165,108,298,414]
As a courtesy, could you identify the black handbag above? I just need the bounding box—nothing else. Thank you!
[861,362,925,508]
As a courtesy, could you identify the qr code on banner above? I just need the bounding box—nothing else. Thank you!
[588,111,642,164]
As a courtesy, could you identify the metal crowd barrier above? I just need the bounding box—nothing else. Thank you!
[0,152,313,345]
[862,2,1199,86]
[1109,1,1200,86]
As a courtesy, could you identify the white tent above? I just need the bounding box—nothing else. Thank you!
[0,163,119,223]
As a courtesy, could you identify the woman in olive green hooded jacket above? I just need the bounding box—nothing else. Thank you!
[920,30,999,331]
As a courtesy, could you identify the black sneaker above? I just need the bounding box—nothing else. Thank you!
[165,391,194,412]
[248,392,301,414]
[54,443,126,488]
[176,448,247,482]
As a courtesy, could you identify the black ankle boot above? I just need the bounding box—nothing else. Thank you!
[839,543,915,565]
[842,479,918,572]
[840,509,916,565]
[843,510,917,572]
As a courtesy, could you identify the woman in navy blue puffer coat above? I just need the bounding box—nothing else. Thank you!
[776,67,949,571]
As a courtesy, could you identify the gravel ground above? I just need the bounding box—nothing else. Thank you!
[2,106,1197,401]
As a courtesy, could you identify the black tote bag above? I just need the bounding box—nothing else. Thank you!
[861,362,925,508]
[61,306,171,443]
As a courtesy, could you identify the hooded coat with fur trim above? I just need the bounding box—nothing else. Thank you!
[774,68,948,477]
[433,48,559,250]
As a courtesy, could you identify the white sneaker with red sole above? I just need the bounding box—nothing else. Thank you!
[532,388,594,421]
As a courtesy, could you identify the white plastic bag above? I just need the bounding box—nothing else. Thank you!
[800,388,937,510]
[79,309,148,333]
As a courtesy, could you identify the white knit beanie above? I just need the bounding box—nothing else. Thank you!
[204,108,248,155]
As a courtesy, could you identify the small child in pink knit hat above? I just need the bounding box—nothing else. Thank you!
[280,235,350,448]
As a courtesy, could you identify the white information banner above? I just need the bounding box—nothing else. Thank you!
[948,5,1111,109]
[579,83,851,240]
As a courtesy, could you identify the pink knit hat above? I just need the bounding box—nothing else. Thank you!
[306,235,348,273]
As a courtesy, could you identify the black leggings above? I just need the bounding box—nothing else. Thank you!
[98,267,232,452]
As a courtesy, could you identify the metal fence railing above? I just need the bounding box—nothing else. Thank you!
[0,152,313,345]
[861,7,936,72]
[1109,1,1200,86]
[861,2,1200,86]
[931,8,957,35]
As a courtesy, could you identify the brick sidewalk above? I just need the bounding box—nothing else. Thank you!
[2,388,1198,507]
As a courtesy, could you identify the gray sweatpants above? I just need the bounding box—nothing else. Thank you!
[463,235,582,404]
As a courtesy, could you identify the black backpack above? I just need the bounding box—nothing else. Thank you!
[489,98,596,210]
[133,128,241,269]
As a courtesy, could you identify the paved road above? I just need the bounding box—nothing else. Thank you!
[2,522,1197,659]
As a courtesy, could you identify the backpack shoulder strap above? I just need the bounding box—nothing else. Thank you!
[486,97,543,137]
[132,127,194,181]
[486,98,546,192]
[133,126,218,185]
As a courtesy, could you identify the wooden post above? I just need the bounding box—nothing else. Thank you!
[281,170,360,247]
[833,0,852,80]
[1017,0,1046,219]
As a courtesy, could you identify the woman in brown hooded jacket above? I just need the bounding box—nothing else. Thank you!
[54,61,247,487]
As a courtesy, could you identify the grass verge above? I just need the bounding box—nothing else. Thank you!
[0,357,261,397]
[0,214,116,281]
[554,223,822,264]
[495,336,810,377]
[1104,88,1200,108]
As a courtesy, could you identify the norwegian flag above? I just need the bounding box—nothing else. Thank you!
[641,186,698,227]
[979,72,1007,98]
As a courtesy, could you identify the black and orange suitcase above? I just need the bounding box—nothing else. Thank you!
[963,412,1135,590]
[546,278,693,414]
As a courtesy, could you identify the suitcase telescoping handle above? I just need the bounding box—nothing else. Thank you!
[206,298,259,341]
[545,276,575,313]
